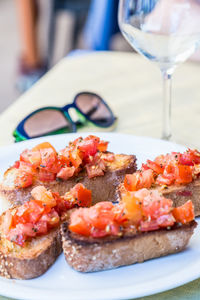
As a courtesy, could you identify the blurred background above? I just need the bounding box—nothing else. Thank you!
[1,0,200,114]
[0,0,133,114]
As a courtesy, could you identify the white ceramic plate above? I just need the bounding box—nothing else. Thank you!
[0,133,200,300]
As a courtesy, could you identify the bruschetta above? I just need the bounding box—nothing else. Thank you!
[61,189,196,272]
[122,149,200,216]
[0,135,136,207]
[0,183,92,279]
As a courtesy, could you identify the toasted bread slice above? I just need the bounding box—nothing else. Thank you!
[0,211,62,279]
[0,154,136,207]
[61,221,196,272]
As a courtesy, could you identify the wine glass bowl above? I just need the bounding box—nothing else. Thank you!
[118,0,200,139]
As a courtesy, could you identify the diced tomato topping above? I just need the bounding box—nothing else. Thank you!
[69,202,125,237]
[69,209,91,236]
[58,148,71,166]
[172,200,194,224]
[156,213,175,227]
[86,154,106,178]
[38,169,56,182]
[179,149,200,166]
[125,148,200,190]
[140,190,173,219]
[97,141,109,152]
[14,170,33,188]
[5,183,93,246]
[143,160,164,174]
[57,166,75,180]
[6,228,26,246]
[78,139,98,158]
[156,174,175,186]
[40,148,57,171]
[71,183,92,207]
[39,209,60,228]
[124,169,154,191]
[32,142,57,154]
[174,165,193,184]
[20,149,41,168]
[31,186,56,207]
[140,219,160,232]
[18,161,35,174]
[121,192,142,224]
[13,136,110,188]
[69,149,82,168]
[34,221,48,235]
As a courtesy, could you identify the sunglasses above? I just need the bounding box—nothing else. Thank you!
[13,92,117,142]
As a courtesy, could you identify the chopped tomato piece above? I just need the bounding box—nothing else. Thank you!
[179,149,200,166]
[140,219,159,232]
[34,221,48,235]
[69,149,82,168]
[38,169,56,182]
[141,190,173,220]
[58,148,71,166]
[97,141,109,152]
[40,148,57,171]
[40,209,60,227]
[121,192,142,224]
[77,139,98,158]
[14,170,33,188]
[84,135,100,144]
[31,186,56,207]
[57,166,75,180]
[18,161,35,174]
[86,164,104,178]
[69,202,124,237]
[71,183,92,207]
[6,228,26,246]
[124,169,154,191]
[174,165,193,184]
[156,174,175,186]
[172,200,194,224]
[112,203,127,224]
[69,208,91,236]
[32,142,56,154]
[20,149,41,168]
[15,223,37,237]
[86,155,106,178]
[144,160,164,174]
[124,173,139,191]
[156,213,175,227]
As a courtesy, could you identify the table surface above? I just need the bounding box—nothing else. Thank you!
[0,51,200,300]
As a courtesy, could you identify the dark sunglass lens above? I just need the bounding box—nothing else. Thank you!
[75,94,113,126]
[24,109,73,138]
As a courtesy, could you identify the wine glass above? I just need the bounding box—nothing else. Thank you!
[118,0,200,140]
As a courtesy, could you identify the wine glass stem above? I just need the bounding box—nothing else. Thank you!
[162,70,172,140]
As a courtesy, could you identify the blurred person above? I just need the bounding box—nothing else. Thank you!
[16,0,47,92]
[15,0,91,92]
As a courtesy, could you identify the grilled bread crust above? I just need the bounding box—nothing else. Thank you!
[0,210,62,279]
[61,221,197,273]
[0,154,136,207]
